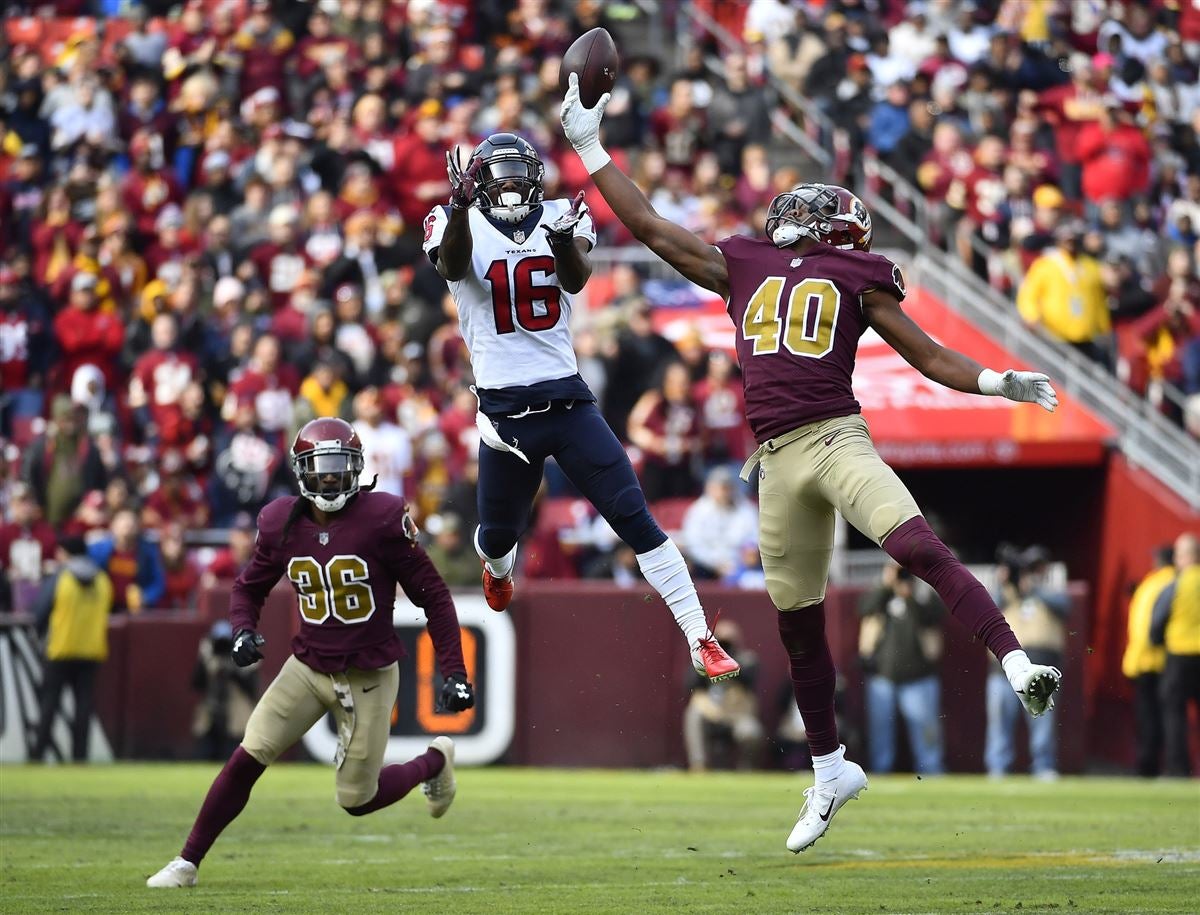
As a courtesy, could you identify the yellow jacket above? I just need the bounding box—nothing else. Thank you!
[1154,565,1200,656]
[43,560,113,662]
[1017,250,1111,343]
[1122,566,1173,677]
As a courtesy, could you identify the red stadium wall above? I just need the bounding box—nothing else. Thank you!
[1085,454,1200,771]
[93,582,1090,772]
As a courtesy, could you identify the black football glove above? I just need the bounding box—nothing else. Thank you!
[447,148,482,211]
[231,629,265,667]
[438,673,475,712]
[543,191,588,250]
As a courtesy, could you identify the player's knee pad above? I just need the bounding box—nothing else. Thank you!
[603,483,664,554]
[336,781,378,811]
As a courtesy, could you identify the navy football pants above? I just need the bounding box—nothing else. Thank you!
[477,401,666,559]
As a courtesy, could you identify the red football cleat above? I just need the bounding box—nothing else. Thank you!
[692,635,741,682]
[481,562,514,612]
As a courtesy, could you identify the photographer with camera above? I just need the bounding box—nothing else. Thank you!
[985,546,1069,779]
[858,563,946,775]
[191,620,259,761]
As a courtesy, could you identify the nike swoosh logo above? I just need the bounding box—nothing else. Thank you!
[824,431,840,447]
[818,796,836,822]
[362,685,380,693]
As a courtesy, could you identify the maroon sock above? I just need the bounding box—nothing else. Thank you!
[883,516,1021,661]
[777,605,840,757]
[181,746,266,866]
[343,747,445,817]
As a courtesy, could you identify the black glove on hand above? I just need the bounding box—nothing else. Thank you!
[231,629,265,667]
[543,191,588,249]
[438,673,475,712]
[447,149,482,211]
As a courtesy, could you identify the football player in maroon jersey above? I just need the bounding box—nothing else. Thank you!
[562,79,1062,853]
[147,418,474,888]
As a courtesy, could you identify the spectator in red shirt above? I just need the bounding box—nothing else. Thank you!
[1076,96,1151,216]
[1038,53,1108,200]
[52,273,124,394]
[130,313,201,443]
[692,350,751,469]
[650,78,707,177]
[159,523,201,610]
[231,0,295,104]
[0,483,57,609]
[391,101,451,231]
[628,362,703,502]
[201,513,256,587]
[143,451,210,531]
[121,130,183,240]
[248,205,310,311]
[222,333,298,436]
[0,265,53,427]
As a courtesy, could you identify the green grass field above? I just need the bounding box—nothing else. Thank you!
[1,765,1197,914]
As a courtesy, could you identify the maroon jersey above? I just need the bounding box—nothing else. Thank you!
[230,492,466,676]
[716,236,906,444]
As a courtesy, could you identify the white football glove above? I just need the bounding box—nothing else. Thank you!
[978,368,1059,412]
[560,72,612,174]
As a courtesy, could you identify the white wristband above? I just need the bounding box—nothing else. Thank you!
[978,368,1004,396]
[577,142,611,175]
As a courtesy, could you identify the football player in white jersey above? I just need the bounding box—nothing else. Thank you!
[423,132,739,682]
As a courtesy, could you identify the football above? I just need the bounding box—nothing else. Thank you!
[560,27,619,107]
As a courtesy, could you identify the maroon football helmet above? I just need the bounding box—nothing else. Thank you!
[765,183,873,251]
[291,417,365,512]
[821,184,874,251]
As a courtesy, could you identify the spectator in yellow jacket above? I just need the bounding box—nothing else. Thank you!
[1150,532,1200,776]
[1017,222,1113,369]
[1122,545,1174,776]
[30,535,113,762]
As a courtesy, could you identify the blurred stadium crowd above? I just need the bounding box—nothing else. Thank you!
[1,0,1199,615]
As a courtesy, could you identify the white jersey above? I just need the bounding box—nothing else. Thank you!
[355,420,412,498]
[422,199,596,390]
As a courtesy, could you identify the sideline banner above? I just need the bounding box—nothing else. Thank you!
[300,596,516,766]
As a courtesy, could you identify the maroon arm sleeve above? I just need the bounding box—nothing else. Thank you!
[393,540,466,677]
[228,517,286,633]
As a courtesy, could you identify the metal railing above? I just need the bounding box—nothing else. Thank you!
[654,0,1200,509]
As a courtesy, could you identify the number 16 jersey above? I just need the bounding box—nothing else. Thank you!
[715,235,907,445]
[423,200,597,392]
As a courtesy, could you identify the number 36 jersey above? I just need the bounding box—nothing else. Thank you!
[715,235,907,445]
[229,491,465,676]
[423,200,597,391]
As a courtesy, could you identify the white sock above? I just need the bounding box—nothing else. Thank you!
[635,538,709,645]
[1001,649,1032,688]
[812,744,847,788]
[473,526,516,578]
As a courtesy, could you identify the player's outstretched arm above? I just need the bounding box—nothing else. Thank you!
[435,149,480,281]
[863,288,1058,412]
[560,74,729,298]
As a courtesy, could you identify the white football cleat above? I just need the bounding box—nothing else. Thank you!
[146,856,197,888]
[1009,663,1062,718]
[423,736,456,818]
[786,760,868,854]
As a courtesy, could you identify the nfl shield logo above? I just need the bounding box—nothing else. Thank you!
[790,257,804,268]
[318,532,330,546]
[513,229,526,244]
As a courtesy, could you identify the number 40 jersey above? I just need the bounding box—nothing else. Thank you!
[423,200,597,391]
[715,235,907,445]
